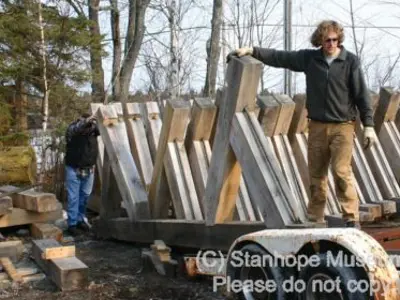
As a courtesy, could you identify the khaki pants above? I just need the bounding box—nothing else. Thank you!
[307,120,359,222]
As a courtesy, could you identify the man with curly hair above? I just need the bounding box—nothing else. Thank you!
[227,20,376,228]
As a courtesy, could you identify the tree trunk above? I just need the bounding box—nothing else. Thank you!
[38,0,49,131]
[14,79,28,132]
[110,0,122,102]
[167,0,179,99]
[203,0,222,98]
[119,0,150,105]
[88,0,105,103]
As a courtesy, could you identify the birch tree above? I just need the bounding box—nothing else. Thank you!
[139,0,200,99]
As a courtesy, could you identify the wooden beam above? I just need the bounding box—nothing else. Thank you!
[230,111,302,227]
[142,102,172,219]
[41,245,76,260]
[0,196,12,216]
[256,94,280,137]
[378,122,400,183]
[209,89,224,148]
[0,205,62,228]
[355,122,400,200]
[30,223,63,242]
[185,98,216,206]
[272,134,309,219]
[99,148,123,219]
[142,102,163,161]
[203,56,263,225]
[396,107,400,132]
[12,189,58,213]
[0,257,22,282]
[90,103,105,181]
[0,240,23,262]
[272,94,296,135]
[149,99,199,219]
[185,97,217,144]
[94,217,266,252]
[164,140,203,220]
[374,87,400,134]
[268,95,309,219]
[124,103,154,191]
[96,104,150,221]
[352,134,384,203]
[288,94,308,141]
[91,103,121,217]
[32,239,88,291]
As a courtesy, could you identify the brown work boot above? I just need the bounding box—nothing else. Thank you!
[345,220,361,229]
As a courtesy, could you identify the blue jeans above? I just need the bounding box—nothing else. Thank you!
[65,165,94,227]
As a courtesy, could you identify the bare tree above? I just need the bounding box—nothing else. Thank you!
[139,0,200,98]
[88,0,106,103]
[203,0,222,98]
[224,0,280,91]
[109,0,122,102]
[167,0,180,99]
[65,0,106,103]
[119,0,151,106]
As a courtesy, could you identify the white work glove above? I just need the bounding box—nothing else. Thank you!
[236,47,253,57]
[363,126,376,150]
[226,47,253,63]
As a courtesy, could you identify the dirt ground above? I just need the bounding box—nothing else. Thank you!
[0,225,226,300]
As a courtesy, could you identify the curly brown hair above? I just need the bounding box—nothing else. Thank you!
[310,20,344,47]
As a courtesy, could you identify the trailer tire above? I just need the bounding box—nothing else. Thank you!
[297,251,369,300]
[226,243,291,300]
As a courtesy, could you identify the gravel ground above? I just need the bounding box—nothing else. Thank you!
[0,227,227,300]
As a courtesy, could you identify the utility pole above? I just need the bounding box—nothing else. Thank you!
[284,0,292,96]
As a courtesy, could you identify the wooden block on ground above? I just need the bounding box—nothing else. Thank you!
[22,273,46,284]
[0,240,24,262]
[18,267,38,277]
[31,239,88,291]
[151,240,171,262]
[142,249,177,277]
[0,257,23,282]
[30,223,63,242]
[42,245,76,260]
[0,204,62,228]
[12,190,58,213]
[0,196,12,216]
[0,272,8,280]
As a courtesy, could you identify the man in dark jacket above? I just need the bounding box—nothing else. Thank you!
[228,20,376,228]
[64,113,99,235]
